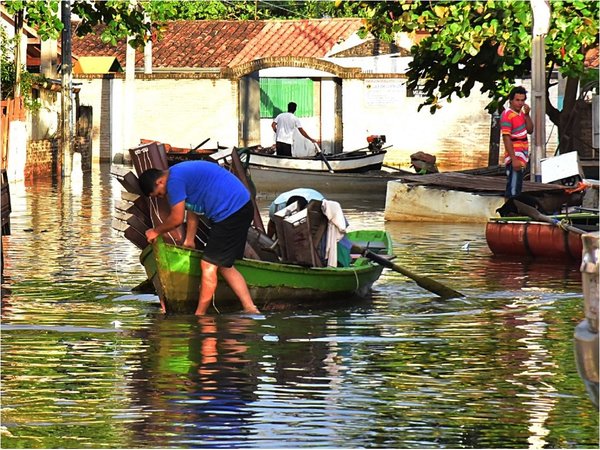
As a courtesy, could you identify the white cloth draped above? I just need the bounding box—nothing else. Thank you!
[321,200,347,267]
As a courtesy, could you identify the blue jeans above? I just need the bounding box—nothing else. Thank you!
[505,164,524,199]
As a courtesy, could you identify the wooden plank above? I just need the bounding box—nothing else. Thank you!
[113,169,143,195]
[115,200,152,227]
[398,172,568,194]
[111,219,148,249]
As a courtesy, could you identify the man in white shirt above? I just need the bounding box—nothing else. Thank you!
[271,102,316,156]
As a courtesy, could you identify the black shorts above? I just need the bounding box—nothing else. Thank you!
[203,200,253,268]
[276,142,292,156]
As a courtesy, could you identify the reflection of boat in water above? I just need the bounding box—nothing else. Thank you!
[486,213,599,261]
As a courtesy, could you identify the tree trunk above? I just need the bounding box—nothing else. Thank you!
[487,108,501,166]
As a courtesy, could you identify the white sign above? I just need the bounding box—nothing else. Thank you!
[364,79,404,106]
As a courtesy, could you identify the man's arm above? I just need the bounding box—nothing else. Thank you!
[502,134,524,171]
[145,200,185,242]
[523,104,533,133]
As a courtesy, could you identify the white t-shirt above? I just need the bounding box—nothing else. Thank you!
[273,112,302,145]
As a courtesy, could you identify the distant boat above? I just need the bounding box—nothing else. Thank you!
[246,146,388,173]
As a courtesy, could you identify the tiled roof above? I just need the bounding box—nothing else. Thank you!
[71,19,363,69]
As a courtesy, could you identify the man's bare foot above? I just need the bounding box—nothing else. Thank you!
[183,241,195,249]
[244,307,260,314]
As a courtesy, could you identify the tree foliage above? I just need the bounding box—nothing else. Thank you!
[356,0,599,116]
[3,1,368,48]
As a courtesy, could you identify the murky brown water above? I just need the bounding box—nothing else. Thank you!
[1,165,598,448]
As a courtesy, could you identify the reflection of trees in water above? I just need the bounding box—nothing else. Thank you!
[126,315,261,447]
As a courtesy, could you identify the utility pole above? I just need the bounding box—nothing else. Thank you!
[13,10,23,98]
[61,0,73,176]
[530,0,551,182]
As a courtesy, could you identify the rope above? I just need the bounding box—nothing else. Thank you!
[148,197,177,244]
[212,293,220,314]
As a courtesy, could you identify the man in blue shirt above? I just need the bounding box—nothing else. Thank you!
[139,161,260,316]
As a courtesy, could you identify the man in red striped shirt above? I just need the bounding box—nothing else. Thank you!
[501,86,534,199]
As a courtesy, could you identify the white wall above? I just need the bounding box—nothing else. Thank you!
[74,72,560,171]
[132,78,239,150]
[342,78,560,171]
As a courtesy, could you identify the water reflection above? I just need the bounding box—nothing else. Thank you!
[1,165,598,448]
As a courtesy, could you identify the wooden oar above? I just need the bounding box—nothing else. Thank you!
[355,246,465,299]
[512,200,585,235]
[314,143,334,173]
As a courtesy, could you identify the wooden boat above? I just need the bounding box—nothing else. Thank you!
[141,229,393,313]
[246,146,387,173]
[247,165,408,195]
[485,212,599,261]
[112,140,398,313]
[141,138,222,165]
[384,172,584,223]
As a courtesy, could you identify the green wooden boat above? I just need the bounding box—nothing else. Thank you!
[141,229,393,313]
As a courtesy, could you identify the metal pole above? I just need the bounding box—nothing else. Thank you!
[61,0,73,176]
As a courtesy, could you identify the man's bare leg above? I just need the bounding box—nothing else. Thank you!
[219,266,260,314]
[195,260,219,315]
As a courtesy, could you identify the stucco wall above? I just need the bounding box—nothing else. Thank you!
[75,72,560,171]
[341,78,560,172]
[77,78,111,163]
[132,78,239,150]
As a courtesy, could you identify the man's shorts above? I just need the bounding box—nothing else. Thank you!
[276,142,292,156]
[203,200,253,268]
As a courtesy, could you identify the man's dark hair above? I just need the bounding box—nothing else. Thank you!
[139,168,164,196]
[508,86,527,100]
[287,102,297,113]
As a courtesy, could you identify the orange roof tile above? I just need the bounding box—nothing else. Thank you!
[71,19,363,69]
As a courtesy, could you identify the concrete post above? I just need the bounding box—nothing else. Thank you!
[530,0,551,182]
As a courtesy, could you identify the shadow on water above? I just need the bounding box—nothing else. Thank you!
[1,165,597,448]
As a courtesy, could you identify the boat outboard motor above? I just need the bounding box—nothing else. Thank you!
[367,135,386,152]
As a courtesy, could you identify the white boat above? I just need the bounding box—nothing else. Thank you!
[239,144,412,195]
[246,147,387,173]
[385,181,505,223]
[384,173,575,223]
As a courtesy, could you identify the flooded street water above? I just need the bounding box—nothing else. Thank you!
[1,164,598,449]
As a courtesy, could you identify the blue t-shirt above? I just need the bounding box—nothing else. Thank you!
[166,161,250,222]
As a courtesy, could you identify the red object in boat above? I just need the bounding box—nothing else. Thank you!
[485,220,583,261]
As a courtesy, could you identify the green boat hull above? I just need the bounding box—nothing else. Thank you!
[141,229,392,313]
